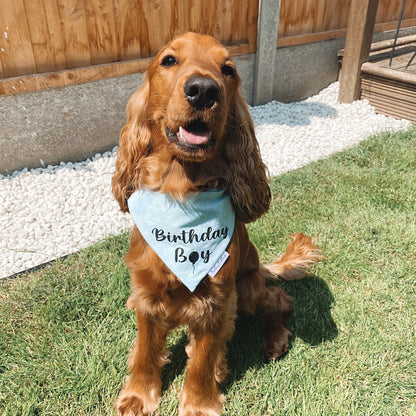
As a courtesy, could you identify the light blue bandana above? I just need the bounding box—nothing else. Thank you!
[127,188,236,292]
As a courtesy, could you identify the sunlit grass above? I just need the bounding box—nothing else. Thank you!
[1,127,415,416]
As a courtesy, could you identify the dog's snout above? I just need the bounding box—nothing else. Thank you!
[184,76,220,109]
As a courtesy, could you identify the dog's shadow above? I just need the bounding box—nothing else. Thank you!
[161,275,337,392]
[281,275,338,347]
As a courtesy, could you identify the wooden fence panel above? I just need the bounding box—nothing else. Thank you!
[278,0,416,47]
[42,0,68,71]
[114,0,146,60]
[24,0,54,73]
[0,0,36,77]
[0,0,258,82]
[377,0,416,22]
[1,0,415,95]
[84,0,118,65]
[57,0,92,68]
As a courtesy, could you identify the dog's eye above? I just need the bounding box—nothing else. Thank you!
[221,65,234,77]
[161,55,177,67]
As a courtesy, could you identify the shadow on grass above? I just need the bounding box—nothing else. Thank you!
[161,332,189,392]
[159,275,337,393]
[283,275,338,346]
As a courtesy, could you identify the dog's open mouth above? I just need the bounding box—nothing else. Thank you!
[165,119,214,150]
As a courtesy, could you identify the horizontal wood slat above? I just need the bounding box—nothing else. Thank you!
[0,43,252,96]
[0,58,150,96]
[361,61,416,86]
[361,73,416,122]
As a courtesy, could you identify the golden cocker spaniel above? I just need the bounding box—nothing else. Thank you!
[112,32,325,416]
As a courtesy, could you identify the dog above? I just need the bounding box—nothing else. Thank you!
[112,32,325,416]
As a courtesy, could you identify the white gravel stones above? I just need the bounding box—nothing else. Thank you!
[252,82,411,175]
[0,82,411,278]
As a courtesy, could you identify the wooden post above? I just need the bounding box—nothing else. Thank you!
[338,0,379,103]
[253,0,280,105]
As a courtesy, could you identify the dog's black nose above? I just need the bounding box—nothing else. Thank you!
[184,76,220,109]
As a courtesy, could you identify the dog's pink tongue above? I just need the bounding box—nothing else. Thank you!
[180,126,210,145]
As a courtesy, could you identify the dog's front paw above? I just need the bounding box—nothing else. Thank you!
[179,391,224,416]
[115,386,159,416]
[179,405,222,416]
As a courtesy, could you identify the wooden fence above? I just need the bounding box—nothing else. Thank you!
[278,0,416,47]
[0,0,415,95]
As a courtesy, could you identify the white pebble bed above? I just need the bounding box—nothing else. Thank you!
[0,82,411,279]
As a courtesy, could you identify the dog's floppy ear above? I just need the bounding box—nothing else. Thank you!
[223,88,271,223]
[112,77,151,212]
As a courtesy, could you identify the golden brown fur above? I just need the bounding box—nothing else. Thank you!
[112,32,325,416]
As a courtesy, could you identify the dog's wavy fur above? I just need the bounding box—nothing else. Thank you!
[112,32,325,416]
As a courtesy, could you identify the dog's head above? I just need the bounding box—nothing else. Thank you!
[113,32,270,223]
[144,32,240,162]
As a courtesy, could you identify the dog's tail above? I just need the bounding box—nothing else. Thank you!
[261,232,327,281]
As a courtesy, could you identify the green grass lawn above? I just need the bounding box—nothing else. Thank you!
[1,127,415,416]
